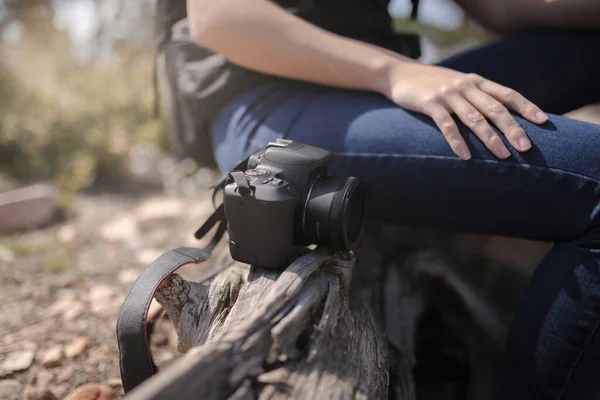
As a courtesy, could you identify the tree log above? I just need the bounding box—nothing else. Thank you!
[128,246,405,399]
[127,226,509,400]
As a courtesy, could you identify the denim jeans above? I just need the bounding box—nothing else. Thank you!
[210,30,600,399]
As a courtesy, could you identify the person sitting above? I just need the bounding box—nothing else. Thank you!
[160,0,600,398]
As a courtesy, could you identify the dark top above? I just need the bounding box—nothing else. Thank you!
[157,0,420,166]
[158,0,398,52]
[290,0,394,46]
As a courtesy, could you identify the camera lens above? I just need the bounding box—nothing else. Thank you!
[302,176,366,250]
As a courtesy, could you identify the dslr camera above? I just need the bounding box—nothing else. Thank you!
[223,139,367,268]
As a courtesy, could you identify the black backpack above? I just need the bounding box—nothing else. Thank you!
[154,0,267,168]
[154,0,421,168]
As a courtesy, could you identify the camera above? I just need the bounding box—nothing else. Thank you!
[223,139,367,268]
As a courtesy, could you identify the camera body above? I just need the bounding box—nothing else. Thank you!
[223,139,366,268]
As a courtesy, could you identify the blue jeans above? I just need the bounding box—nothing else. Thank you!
[210,30,600,399]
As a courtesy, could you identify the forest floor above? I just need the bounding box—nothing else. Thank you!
[0,162,221,400]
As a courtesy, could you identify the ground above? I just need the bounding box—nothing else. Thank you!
[0,164,221,399]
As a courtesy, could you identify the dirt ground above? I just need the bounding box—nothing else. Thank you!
[0,183,223,399]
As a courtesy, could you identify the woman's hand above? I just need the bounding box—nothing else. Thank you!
[384,63,548,160]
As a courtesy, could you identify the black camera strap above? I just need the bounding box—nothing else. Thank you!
[117,205,227,393]
[117,150,260,393]
[210,145,270,199]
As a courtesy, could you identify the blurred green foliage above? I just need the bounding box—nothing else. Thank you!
[0,23,166,193]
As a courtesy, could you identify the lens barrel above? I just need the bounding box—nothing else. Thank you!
[303,176,366,250]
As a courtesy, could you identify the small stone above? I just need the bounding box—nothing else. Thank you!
[0,379,22,400]
[41,346,62,368]
[65,337,92,359]
[48,291,85,321]
[88,285,115,303]
[91,301,122,319]
[107,378,121,388]
[36,369,54,387]
[64,383,112,400]
[0,184,59,233]
[56,365,75,383]
[0,245,15,263]
[84,344,112,376]
[50,385,68,399]
[57,224,76,243]
[22,341,38,351]
[1,349,35,373]
[24,387,57,400]
[63,303,84,321]
[88,284,124,318]
[98,213,138,243]
[48,292,78,317]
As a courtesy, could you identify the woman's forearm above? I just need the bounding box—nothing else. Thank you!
[186,0,406,96]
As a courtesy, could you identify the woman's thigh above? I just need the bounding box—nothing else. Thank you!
[211,80,600,243]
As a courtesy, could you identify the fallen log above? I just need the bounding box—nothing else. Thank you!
[128,245,404,399]
[126,226,509,400]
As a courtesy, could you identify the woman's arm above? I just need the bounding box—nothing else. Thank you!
[456,0,600,34]
[187,0,547,160]
[187,0,401,95]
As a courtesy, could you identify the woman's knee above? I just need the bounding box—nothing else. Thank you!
[526,115,600,181]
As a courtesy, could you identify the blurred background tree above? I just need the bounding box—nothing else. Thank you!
[0,0,165,195]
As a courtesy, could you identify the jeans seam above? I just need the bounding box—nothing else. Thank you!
[557,314,600,399]
[335,152,600,185]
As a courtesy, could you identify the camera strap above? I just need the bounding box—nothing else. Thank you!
[116,204,227,393]
[116,150,261,393]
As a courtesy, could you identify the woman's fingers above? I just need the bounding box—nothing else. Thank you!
[424,103,471,160]
[416,73,546,160]
[478,79,548,125]
[464,87,532,152]
[445,94,511,159]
